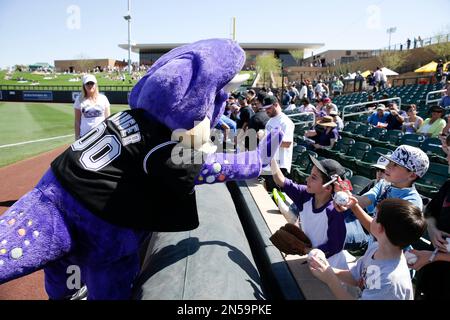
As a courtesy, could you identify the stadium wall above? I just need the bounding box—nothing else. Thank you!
[0,89,130,104]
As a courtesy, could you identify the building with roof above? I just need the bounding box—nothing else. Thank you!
[118,42,324,69]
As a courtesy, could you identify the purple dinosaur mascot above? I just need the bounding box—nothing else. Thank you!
[0,39,282,299]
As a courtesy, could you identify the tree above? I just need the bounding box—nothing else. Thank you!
[289,49,304,66]
[74,53,92,73]
[426,33,450,61]
[255,54,281,87]
[376,50,410,70]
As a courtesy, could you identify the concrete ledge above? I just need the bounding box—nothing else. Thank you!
[238,179,335,300]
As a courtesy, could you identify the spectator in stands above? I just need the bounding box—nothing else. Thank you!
[288,84,300,104]
[304,116,339,151]
[284,98,297,112]
[410,134,450,300]
[262,95,295,191]
[367,104,389,126]
[329,110,344,131]
[298,81,308,101]
[402,104,423,134]
[270,157,348,269]
[439,81,450,109]
[417,105,447,137]
[248,99,270,146]
[436,59,445,83]
[354,71,364,92]
[246,89,256,104]
[236,93,254,131]
[314,80,326,101]
[385,102,406,130]
[373,67,383,91]
[214,114,237,149]
[309,198,426,300]
[298,98,317,114]
[282,88,292,107]
[331,76,344,96]
[358,156,388,196]
[74,74,111,139]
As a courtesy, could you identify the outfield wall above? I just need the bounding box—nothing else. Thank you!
[0,86,131,104]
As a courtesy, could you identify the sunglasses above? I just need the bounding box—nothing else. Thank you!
[85,82,95,86]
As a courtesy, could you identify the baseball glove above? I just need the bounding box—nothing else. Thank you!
[269,223,312,255]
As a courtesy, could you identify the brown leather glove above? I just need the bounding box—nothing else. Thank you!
[280,223,312,247]
[269,224,312,255]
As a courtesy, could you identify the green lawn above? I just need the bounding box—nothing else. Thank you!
[0,102,129,167]
[0,70,139,87]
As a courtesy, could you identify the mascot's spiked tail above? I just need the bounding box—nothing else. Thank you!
[0,179,72,284]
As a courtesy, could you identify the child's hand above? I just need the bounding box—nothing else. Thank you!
[332,190,356,212]
[308,251,334,283]
[409,249,433,270]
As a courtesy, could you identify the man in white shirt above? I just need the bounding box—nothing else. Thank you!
[261,95,295,191]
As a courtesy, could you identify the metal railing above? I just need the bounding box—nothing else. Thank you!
[286,111,316,127]
[0,85,133,91]
[373,33,450,55]
[425,89,446,105]
[341,97,402,123]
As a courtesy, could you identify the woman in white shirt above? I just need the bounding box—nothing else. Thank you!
[74,74,111,139]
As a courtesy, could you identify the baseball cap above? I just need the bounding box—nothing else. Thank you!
[261,95,278,109]
[376,104,386,111]
[309,155,346,181]
[322,97,332,104]
[371,155,390,170]
[378,145,429,178]
[82,74,97,85]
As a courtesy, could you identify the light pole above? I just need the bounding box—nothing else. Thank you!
[386,27,397,51]
[123,0,132,74]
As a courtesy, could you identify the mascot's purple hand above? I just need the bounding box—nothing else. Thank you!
[194,128,283,185]
[258,128,283,168]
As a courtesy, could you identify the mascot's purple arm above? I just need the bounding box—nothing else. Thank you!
[0,38,282,299]
[195,129,282,185]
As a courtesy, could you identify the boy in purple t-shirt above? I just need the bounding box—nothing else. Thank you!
[270,156,347,269]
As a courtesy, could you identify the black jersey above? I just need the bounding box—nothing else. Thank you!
[51,109,202,231]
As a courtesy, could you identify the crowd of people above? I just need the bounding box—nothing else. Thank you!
[214,78,450,300]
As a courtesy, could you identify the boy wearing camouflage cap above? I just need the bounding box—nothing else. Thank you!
[340,145,429,233]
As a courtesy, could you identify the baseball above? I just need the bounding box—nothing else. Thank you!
[446,237,450,253]
[334,191,349,206]
[404,251,418,265]
[308,248,326,263]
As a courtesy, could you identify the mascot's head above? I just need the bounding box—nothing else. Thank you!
[129,38,246,132]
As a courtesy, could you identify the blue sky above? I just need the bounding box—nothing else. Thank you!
[1,0,449,68]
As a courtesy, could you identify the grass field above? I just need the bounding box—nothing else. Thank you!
[0,102,129,168]
[0,70,256,87]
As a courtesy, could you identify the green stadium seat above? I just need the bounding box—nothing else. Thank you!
[318,137,356,160]
[415,162,449,198]
[350,175,373,195]
[338,141,372,170]
[354,147,392,177]
[398,133,426,147]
